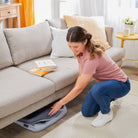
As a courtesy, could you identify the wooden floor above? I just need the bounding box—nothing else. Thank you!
[0,66,137,138]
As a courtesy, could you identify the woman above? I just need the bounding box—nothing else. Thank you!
[48,26,130,127]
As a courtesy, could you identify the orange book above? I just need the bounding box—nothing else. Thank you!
[38,66,57,72]
[29,68,52,77]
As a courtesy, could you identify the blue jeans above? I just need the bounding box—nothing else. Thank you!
[81,78,130,116]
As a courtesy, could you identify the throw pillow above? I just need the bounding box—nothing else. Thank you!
[63,15,111,50]
[50,27,74,58]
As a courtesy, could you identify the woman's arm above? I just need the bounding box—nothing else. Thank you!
[48,73,93,116]
[74,63,82,87]
[78,63,82,76]
[61,73,93,104]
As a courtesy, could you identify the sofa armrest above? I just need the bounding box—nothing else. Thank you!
[46,18,67,29]
[105,26,113,47]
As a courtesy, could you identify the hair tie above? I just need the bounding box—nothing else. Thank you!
[86,33,92,40]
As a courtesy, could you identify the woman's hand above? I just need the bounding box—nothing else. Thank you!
[48,100,63,116]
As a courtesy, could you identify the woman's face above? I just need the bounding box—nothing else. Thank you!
[68,39,87,56]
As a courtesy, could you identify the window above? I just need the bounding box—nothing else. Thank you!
[59,0,80,18]
[136,0,138,8]
[111,0,138,20]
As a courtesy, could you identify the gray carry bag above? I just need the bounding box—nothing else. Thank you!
[15,103,67,132]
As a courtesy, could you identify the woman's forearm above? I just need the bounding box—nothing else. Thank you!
[60,86,83,105]
[60,74,92,106]
[49,74,92,116]
[74,75,81,87]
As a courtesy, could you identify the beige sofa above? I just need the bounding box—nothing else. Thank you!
[0,19,125,129]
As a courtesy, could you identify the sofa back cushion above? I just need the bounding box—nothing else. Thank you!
[50,27,74,58]
[4,21,52,65]
[0,29,13,69]
[47,18,113,47]
[63,15,111,50]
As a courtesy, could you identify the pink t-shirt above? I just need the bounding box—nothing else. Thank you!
[77,49,127,82]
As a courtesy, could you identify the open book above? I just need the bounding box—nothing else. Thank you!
[35,60,57,68]
[29,60,57,76]
[35,60,57,72]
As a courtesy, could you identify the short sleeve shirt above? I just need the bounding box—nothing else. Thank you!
[77,49,127,82]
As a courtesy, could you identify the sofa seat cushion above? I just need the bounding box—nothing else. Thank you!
[0,29,13,69]
[0,67,55,118]
[17,56,79,91]
[105,47,125,62]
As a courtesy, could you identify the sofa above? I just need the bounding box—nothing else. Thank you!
[0,18,125,129]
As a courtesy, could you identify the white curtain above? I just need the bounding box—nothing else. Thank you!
[80,0,138,67]
[52,0,81,19]
[80,0,104,16]
[59,0,80,18]
[34,0,52,24]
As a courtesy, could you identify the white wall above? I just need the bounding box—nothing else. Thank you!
[34,0,51,24]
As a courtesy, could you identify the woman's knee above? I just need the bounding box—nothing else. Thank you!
[81,106,97,117]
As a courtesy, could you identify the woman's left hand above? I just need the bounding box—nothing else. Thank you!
[48,100,63,116]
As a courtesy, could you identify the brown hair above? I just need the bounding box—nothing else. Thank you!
[66,26,105,59]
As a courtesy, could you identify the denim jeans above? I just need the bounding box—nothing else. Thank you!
[81,78,130,116]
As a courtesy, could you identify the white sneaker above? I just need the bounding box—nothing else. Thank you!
[91,110,113,127]
[112,99,122,106]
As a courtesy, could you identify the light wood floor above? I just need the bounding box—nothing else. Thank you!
[0,66,137,138]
